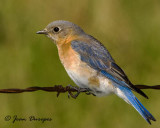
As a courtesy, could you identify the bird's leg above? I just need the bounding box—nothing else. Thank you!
[85,89,96,96]
[85,92,96,96]
[67,85,81,99]
[67,85,93,99]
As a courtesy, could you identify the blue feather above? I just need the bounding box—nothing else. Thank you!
[118,86,156,124]
[101,70,127,87]
[100,70,156,124]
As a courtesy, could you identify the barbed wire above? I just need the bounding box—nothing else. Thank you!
[0,84,159,99]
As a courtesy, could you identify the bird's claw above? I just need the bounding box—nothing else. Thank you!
[67,85,81,99]
[85,91,96,96]
[66,85,93,99]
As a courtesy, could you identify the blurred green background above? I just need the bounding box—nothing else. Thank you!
[0,0,160,128]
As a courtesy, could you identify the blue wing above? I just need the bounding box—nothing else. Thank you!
[71,39,157,124]
[71,39,148,99]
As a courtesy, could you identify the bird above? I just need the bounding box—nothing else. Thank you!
[36,20,156,124]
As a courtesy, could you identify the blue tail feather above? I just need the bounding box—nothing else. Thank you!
[119,86,156,124]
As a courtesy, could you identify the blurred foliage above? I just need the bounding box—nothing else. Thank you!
[0,0,160,128]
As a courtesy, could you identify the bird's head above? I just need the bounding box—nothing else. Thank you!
[36,20,85,45]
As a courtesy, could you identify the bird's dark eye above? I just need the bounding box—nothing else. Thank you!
[53,27,60,32]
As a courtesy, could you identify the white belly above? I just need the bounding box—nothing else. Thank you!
[66,69,115,97]
[66,69,89,88]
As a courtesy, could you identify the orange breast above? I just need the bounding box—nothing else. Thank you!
[57,42,79,69]
[57,41,100,88]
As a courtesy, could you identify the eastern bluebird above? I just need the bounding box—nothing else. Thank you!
[37,20,156,124]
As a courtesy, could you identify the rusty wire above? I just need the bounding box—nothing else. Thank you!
[0,84,159,99]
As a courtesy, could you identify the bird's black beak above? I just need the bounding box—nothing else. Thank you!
[36,30,48,34]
